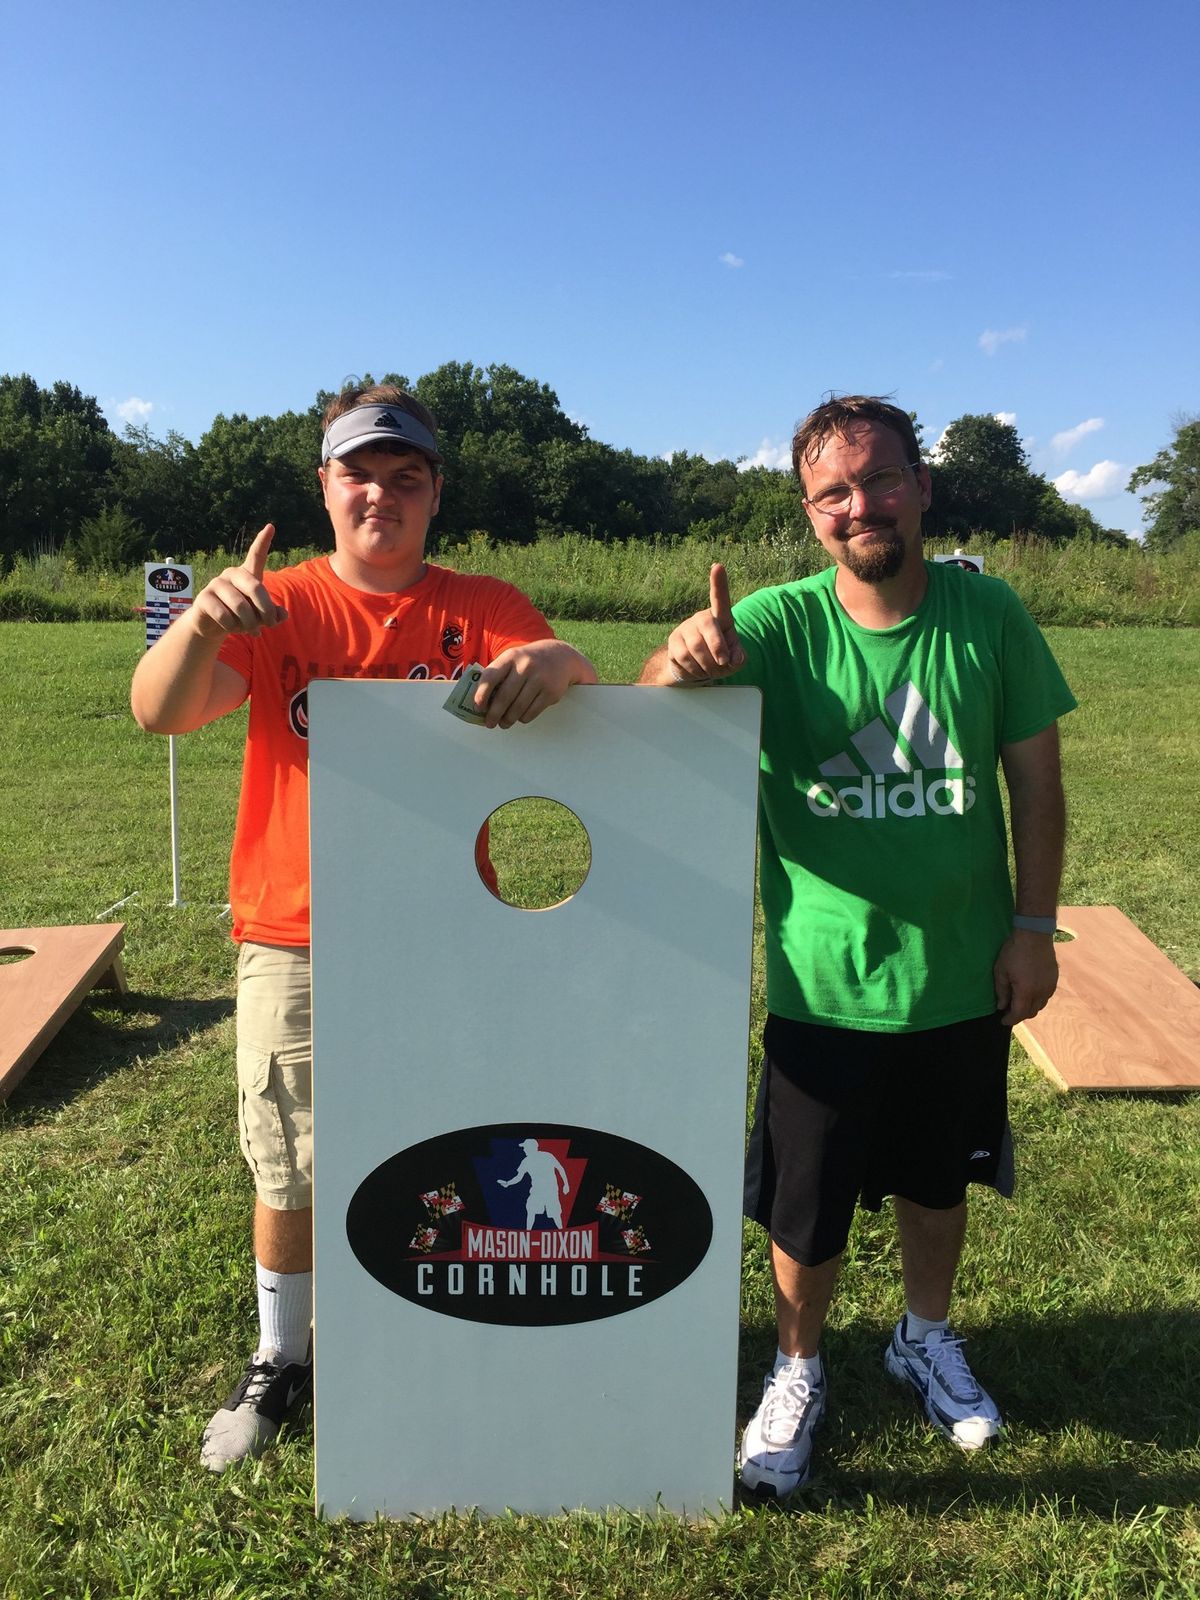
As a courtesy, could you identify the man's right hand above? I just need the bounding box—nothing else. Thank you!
[191,523,288,639]
[664,563,746,683]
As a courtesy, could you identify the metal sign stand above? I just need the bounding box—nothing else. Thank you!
[142,559,194,907]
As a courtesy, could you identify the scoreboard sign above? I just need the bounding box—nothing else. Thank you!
[143,562,193,647]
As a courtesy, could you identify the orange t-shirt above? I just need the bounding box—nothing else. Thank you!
[218,557,554,946]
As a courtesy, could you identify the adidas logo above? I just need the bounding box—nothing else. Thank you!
[374,410,401,429]
[806,681,976,819]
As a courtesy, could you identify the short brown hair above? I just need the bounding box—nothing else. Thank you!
[321,382,441,477]
[792,394,921,482]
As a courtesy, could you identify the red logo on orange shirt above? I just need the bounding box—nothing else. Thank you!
[406,663,466,682]
[285,662,467,739]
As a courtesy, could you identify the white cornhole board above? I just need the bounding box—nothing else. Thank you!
[308,682,761,1521]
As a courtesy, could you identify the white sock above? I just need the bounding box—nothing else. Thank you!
[904,1309,949,1344]
[255,1264,313,1365]
[775,1347,823,1383]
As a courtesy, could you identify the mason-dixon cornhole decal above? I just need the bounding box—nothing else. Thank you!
[347,1122,712,1326]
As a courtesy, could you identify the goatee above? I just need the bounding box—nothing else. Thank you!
[839,525,906,583]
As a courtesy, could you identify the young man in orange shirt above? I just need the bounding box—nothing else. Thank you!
[132,384,597,1470]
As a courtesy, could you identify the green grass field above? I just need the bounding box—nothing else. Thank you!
[1,621,1198,1599]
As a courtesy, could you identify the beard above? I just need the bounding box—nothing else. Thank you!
[837,521,906,582]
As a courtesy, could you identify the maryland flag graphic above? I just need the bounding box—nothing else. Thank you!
[420,1184,466,1219]
[597,1186,642,1222]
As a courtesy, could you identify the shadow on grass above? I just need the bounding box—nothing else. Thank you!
[737,1310,1200,1515]
[1,991,234,1116]
[1055,1088,1200,1105]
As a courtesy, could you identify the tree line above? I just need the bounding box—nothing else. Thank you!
[1,365,1191,566]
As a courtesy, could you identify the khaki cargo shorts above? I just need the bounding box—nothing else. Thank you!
[235,941,313,1210]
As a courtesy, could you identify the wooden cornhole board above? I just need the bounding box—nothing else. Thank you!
[1015,906,1200,1091]
[0,925,128,1100]
[308,682,762,1520]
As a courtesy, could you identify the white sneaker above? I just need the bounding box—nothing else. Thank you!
[884,1320,1001,1449]
[200,1348,313,1472]
[738,1355,826,1496]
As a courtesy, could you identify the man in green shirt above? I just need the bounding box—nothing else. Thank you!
[640,395,1075,1496]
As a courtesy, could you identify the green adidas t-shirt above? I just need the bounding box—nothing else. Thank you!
[724,561,1077,1032]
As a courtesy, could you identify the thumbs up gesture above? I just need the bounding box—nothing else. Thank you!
[191,524,288,639]
[664,563,746,684]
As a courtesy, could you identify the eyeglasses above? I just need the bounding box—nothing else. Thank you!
[804,462,921,515]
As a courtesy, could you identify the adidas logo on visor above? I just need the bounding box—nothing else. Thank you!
[374,411,400,429]
[806,681,975,819]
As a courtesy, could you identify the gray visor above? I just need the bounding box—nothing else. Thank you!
[321,404,442,465]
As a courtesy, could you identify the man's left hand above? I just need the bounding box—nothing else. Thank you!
[993,930,1059,1025]
[471,640,598,729]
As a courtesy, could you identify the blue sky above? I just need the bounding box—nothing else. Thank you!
[4,0,1197,537]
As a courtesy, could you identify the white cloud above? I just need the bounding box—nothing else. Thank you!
[1054,460,1126,501]
[718,251,745,268]
[738,438,792,473]
[928,426,950,462]
[116,396,153,423]
[978,326,1027,356]
[1051,417,1104,454]
[928,419,1020,460]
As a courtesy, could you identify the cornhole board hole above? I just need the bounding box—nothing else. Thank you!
[0,924,127,1100]
[1015,906,1200,1091]
[308,682,762,1520]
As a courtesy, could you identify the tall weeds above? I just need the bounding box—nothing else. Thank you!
[0,532,1196,626]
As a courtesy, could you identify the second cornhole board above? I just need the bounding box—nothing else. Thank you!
[0,924,128,1100]
[308,682,762,1520]
[1015,906,1200,1091]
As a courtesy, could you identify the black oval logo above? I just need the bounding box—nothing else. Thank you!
[346,1122,713,1326]
[147,566,189,593]
[288,688,309,739]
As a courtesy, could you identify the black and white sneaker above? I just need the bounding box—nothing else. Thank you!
[884,1320,1001,1450]
[200,1348,312,1472]
[738,1355,827,1496]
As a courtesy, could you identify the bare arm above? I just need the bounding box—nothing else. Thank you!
[131,524,287,733]
[471,638,598,730]
[638,563,745,685]
[993,723,1067,1024]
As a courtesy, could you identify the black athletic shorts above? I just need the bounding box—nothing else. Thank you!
[744,1011,1014,1268]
